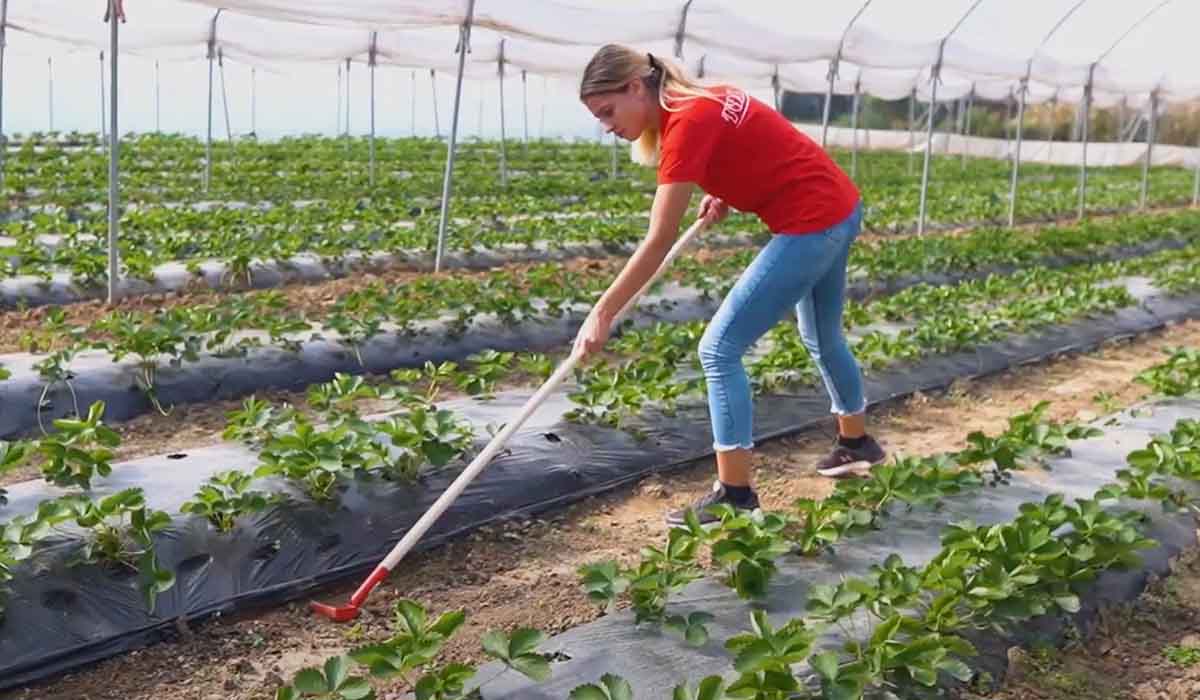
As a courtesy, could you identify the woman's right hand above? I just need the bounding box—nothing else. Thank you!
[698,194,729,226]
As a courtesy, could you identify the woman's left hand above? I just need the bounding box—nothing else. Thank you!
[573,306,614,359]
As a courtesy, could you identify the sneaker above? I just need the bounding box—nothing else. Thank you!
[815,435,887,477]
[664,481,760,527]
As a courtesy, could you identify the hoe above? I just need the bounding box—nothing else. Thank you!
[312,215,710,621]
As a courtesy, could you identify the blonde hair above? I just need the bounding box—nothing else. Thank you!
[580,44,719,167]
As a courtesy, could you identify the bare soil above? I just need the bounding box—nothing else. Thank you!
[5,319,1200,700]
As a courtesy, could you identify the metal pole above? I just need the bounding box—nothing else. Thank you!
[100,52,107,144]
[907,88,916,176]
[344,58,351,137]
[850,77,860,179]
[917,70,941,235]
[433,0,477,273]
[1007,78,1028,227]
[154,60,159,133]
[1140,91,1157,210]
[820,59,836,148]
[521,69,529,151]
[410,70,416,138]
[960,87,973,171]
[250,67,256,135]
[1003,89,1013,149]
[0,0,6,192]
[1077,65,1094,219]
[368,34,377,186]
[106,0,120,303]
[1046,94,1057,162]
[771,68,781,112]
[47,57,54,132]
[219,51,232,144]
[336,63,342,135]
[497,41,508,188]
[1192,130,1199,207]
[539,76,546,139]
[205,52,214,191]
[431,69,441,138]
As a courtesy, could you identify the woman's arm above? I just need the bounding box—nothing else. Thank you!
[573,182,695,357]
[599,182,694,316]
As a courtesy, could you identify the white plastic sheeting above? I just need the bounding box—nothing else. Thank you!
[2,0,1197,104]
[808,125,1200,168]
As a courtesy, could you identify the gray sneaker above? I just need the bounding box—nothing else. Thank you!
[665,481,761,527]
[815,435,886,477]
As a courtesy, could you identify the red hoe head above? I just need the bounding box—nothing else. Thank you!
[310,565,390,623]
[310,599,362,622]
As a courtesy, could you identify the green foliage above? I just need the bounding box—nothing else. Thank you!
[180,470,274,533]
[38,400,121,489]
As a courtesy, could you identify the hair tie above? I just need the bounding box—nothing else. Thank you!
[647,52,657,71]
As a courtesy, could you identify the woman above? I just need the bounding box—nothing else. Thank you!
[573,45,885,525]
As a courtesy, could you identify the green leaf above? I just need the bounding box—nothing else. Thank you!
[810,650,841,681]
[508,628,544,657]
[939,658,974,682]
[324,656,349,691]
[293,668,327,694]
[1054,594,1081,613]
[696,676,726,700]
[510,653,551,682]
[481,630,510,661]
[570,685,609,700]
[684,623,708,647]
[602,673,634,700]
[732,639,774,673]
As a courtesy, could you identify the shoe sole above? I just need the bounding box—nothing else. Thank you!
[664,506,763,529]
[816,457,881,478]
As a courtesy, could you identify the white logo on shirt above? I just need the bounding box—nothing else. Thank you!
[720,89,750,126]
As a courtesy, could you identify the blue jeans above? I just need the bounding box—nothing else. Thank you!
[698,202,866,451]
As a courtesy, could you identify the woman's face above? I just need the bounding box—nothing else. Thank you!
[583,78,655,141]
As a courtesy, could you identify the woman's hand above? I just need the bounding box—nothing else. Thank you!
[573,305,615,359]
[698,194,729,225]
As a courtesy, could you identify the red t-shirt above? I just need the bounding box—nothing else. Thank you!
[657,87,859,234]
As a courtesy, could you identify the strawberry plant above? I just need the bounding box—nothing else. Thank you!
[180,470,274,533]
[39,400,122,489]
[370,407,474,483]
[706,505,792,600]
[454,350,515,397]
[307,373,381,411]
[32,346,82,434]
[569,674,634,700]
[93,310,204,414]
[328,599,552,699]
[723,610,818,698]
[224,395,292,446]
[253,419,374,502]
[275,656,374,700]
[957,401,1102,476]
[1137,347,1200,397]
[578,526,704,627]
[0,440,32,506]
[47,488,176,611]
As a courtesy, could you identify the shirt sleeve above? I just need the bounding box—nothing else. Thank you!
[657,104,722,185]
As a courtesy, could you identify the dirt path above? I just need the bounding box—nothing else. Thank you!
[5,319,1199,700]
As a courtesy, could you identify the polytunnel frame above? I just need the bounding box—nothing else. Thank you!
[0,0,1192,299]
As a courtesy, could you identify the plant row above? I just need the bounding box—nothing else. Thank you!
[6,210,1198,417]
[261,357,1200,699]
